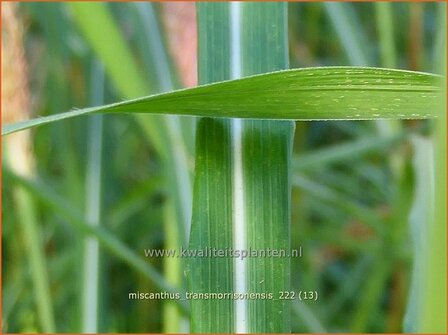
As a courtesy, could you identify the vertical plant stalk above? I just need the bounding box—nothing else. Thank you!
[404,136,434,332]
[374,5,412,332]
[161,201,182,333]
[188,2,293,332]
[70,3,196,331]
[374,1,403,172]
[323,2,369,66]
[69,2,194,248]
[133,3,193,331]
[419,3,446,331]
[134,2,193,241]
[375,2,396,69]
[81,61,104,333]
[408,3,424,70]
[1,3,55,332]
[34,3,84,208]
[403,3,446,334]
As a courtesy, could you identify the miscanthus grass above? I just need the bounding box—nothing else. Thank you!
[1,2,445,333]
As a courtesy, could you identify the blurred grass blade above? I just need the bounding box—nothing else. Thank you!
[132,3,192,331]
[325,256,372,320]
[6,186,55,332]
[161,201,182,332]
[408,3,424,70]
[325,1,397,139]
[105,178,163,228]
[292,299,326,333]
[68,3,146,99]
[404,136,435,332]
[3,167,189,314]
[67,1,161,157]
[418,4,446,331]
[66,8,193,332]
[133,2,193,239]
[433,2,446,73]
[66,4,193,325]
[293,132,406,170]
[2,4,55,331]
[292,175,382,233]
[68,2,193,253]
[323,2,370,66]
[2,67,442,136]
[188,2,292,332]
[82,61,104,333]
[66,10,194,330]
[374,0,403,168]
[375,2,396,68]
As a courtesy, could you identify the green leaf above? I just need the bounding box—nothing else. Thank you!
[2,67,441,136]
[186,3,234,332]
[69,2,148,99]
[187,2,292,333]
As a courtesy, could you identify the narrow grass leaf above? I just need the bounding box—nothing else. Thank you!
[81,61,104,333]
[2,67,441,136]
[323,2,370,66]
[418,5,446,330]
[404,136,435,332]
[293,132,407,170]
[375,2,396,68]
[292,299,326,333]
[188,2,293,333]
[68,3,193,253]
[187,4,234,332]
[292,175,382,233]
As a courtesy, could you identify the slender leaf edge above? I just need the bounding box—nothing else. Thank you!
[2,66,442,136]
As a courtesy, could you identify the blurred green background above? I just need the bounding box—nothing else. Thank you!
[2,1,445,333]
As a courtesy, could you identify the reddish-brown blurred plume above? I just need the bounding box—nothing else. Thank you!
[160,2,197,88]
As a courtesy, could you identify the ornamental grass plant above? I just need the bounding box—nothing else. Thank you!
[1,1,446,333]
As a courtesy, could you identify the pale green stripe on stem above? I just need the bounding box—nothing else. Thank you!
[81,61,104,333]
